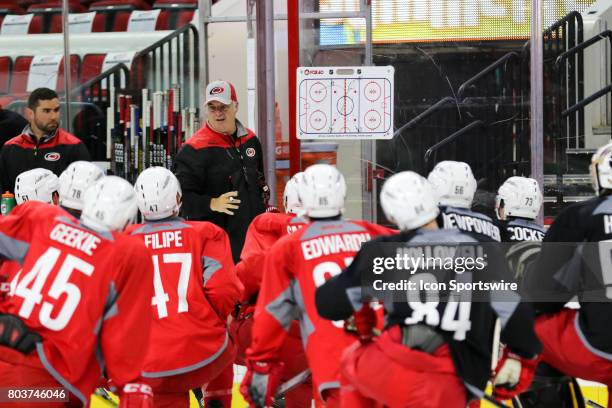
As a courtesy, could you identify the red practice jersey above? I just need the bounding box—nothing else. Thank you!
[126,217,243,377]
[247,219,391,397]
[237,212,307,301]
[0,201,153,405]
[0,260,20,304]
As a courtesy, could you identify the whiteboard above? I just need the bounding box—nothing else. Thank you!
[297,66,394,140]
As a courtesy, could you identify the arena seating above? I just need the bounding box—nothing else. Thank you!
[80,53,105,84]
[0,0,207,34]
[153,0,196,30]
[0,54,80,107]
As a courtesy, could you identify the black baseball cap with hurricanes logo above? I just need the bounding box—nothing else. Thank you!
[205,80,238,105]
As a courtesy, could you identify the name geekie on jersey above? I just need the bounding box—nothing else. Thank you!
[301,233,372,260]
[50,223,101,256]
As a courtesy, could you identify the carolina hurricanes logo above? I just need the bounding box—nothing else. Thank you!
[210,87,224,95]
[44,152,60,161]
[246,147,256,157]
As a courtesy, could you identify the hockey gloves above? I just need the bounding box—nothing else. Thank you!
[492,348,539,400]
[0,313,41,353]
[119,383,154,408]
[345,303,378,343]
[240,360,284,408]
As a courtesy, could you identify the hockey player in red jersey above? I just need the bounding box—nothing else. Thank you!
[0,168,61,303]
[0,176,154,407]
[237,172,307,302]
[127,167,243,408]
[522,143,612,407]
[316,171,541,408]
[57,161,105,219]
[240,164,391,408]
[228,172,311,408]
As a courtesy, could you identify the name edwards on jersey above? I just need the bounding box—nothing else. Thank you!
[301,232,372,260]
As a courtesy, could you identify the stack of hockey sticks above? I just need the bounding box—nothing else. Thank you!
[107,84,199,182]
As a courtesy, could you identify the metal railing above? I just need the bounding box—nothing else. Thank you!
[424,120,484,167]
[130,23,199,108]
[554,29,612,176]
[550,12,585,153]
[71,63,130,104]
[390,50,523,188]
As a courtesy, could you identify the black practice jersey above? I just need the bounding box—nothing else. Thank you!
[316,228,541,393]
[438,205,502,242]
[500,218,545,242]
[524,195,612,353]
[500,218,545,280]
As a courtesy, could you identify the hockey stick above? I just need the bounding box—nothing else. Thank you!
[94,387,118,407]
[586,400,605,408]
[167,88,174,169]
[481,394,511,408]
[274,368,311,401]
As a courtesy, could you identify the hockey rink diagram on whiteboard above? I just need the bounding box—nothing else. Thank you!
[297,66,394,139]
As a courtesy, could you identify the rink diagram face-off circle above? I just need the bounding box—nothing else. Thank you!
[309,81,327,102]
[336,96,355,116]
[364,81,382,102]
[309,110,327,131]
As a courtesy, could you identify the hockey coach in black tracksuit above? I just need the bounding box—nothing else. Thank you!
[174,80,267,262]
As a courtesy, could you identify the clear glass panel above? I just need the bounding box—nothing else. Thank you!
[299,0,600,225]
[299,0,369,220]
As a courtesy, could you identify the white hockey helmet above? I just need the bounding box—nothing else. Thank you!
[298,164,346,218]
[81,176,138,232]
[283,172,303,214]
[134,167,182,221]
[14,168,59,205]
[380,171,440,231]
[58,161,105,211]
[495,176,543,220]
[427,161,477,208]
[590,142,612,195]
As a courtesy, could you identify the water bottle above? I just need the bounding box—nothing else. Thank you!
[1,192,16,216]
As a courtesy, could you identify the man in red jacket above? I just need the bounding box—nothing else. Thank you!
[128,167,243,408]
[0,88,90,194]
[0,176,154,407]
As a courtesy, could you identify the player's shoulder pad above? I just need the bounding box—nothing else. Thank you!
[253,212,291,233]
[13,200,62,221]
[544,198,593,237]
[123,223,142,235]
[190,219,229,240]
[350,219,397,236]
[113,232,150,253]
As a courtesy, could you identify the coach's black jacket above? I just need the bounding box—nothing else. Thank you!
[0,126,90,193]
[173,120,266,262]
